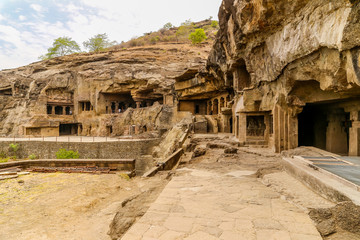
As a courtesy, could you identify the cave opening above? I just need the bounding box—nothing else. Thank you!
[59,124,78,136]
[298,103,350,155]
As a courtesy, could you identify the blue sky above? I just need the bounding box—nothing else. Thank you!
[0,0,221,70]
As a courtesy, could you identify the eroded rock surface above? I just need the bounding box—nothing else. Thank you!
[0,43,210,137]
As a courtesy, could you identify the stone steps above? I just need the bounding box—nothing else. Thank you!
[245,140,268,148]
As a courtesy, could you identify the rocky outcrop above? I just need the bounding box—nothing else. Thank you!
[208,0,360,113]
[205,0,360,154]
[0,43,211,136]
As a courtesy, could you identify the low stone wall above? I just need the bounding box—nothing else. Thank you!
[0,159,135,171]
[0,139,160,159]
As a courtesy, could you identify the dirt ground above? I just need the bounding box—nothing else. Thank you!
[0,172,168,240]
[2,134,360,240]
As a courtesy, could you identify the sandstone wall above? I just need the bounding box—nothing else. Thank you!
[207,0,360,153]
[209,0,360,112]
[0,44,210,137]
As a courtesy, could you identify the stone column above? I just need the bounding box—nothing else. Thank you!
[326,111,348,154]
[288,115,298,150]
[274,106,280,153]
[51,106,55,115]
[136,102,141,109]
[238,113,247,144]
[349,111,359,156]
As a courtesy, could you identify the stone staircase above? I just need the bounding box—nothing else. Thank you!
[244,139,268,148]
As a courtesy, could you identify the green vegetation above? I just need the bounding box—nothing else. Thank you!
[0,151,6,159]
[118,172,130,180]
[150,36,160,45]
[189,29,207,44]
[113,19,218,49]
[55,149,80,159]
[163,22,174,30]
[9,143,19,153]
[39,37,81,60]
[0,151,9,163]
[83,33,117,52]
[29,154,37,160]
[176,19,196,41]
[9,143,19,160]
[211,20,219,28]
[38,19,219,58]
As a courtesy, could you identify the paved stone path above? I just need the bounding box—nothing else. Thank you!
[122,167,322,240]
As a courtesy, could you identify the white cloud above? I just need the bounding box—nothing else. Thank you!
[0,14,4,21]
[0,24,44,69]
[19,15,26,21]
[30,4,44,13]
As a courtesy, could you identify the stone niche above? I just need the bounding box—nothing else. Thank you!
[246,115,266,138]
[46,89,74,116]
[178,100,207,115]
[98,92,136,114]
[235,112,272,145]
[25,127,59,137]
[78,101,93,113]
[0,86,12,96]
[46,89,73,103]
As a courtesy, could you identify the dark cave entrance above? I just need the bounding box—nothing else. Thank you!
[59,124,78,136]
[298,103,350,155]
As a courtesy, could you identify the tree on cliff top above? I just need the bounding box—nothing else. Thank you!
[163,22,174,30]
[83,33,118,52]
[39,37,81,60]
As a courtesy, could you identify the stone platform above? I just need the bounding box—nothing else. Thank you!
[122,167,322,240]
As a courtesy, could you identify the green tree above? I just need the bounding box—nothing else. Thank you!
[189,28,207,44]
[39,37,81,60]
[163,22,174,30]
[83,33,117,52]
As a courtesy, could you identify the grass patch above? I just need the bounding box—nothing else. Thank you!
[0,158,9,163]
[118,173,130,181]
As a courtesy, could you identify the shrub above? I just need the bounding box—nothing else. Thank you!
[211,20,219,28]
[9,143,19,153]
[9,143,19,160]
[0,158,9,163]
[29,154,37,160]
[55,149,80,159]
[150,36,160,45]
[0,151,6,159]
[118,172,130,180]
[176,26,188,38]
[189,28,207,44]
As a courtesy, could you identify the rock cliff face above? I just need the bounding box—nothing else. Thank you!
[2,0,360,157]
[210,0,360,99]
[0,43,211,137]
[208,0,360,155]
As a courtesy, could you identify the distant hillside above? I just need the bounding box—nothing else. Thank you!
[111,19,219,49]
